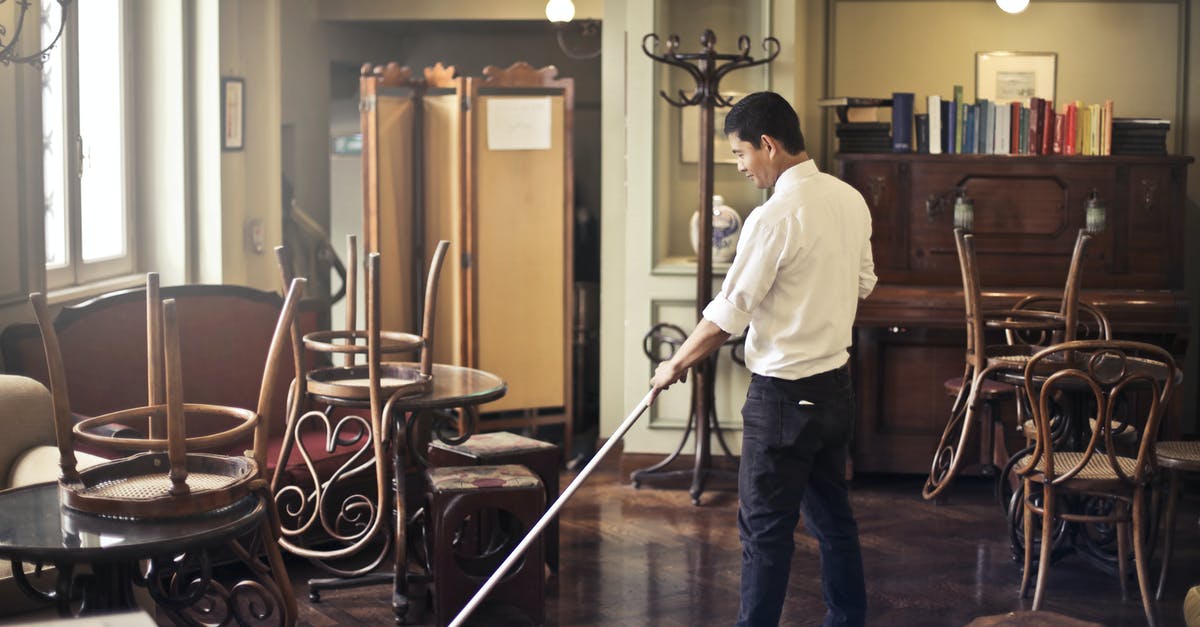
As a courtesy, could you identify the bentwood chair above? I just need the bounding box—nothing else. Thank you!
[1015,340,1177,627]
[1153,440,1200,599]
[270,238,450,616]
[924,228,1100,501]
[29,274,304,626]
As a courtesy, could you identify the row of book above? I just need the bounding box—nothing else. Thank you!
[822,94,1170,156]
[920,94,1119,156]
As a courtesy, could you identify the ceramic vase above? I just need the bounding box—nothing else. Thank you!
[690,195,742,263]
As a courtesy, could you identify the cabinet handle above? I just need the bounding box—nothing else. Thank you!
[865,176,886,206]
[888,326,907,334]
[1139,179,1158,211]
[926,194,947,221]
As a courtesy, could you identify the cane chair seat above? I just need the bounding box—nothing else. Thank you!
[1018,451,1139,483]
[1156,441,1200,469]
[305,363,430,401]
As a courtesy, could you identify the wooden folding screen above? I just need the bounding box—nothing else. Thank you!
[360,61,573,432]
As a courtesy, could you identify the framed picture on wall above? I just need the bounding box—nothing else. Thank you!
[975,51,1056,105]
[221,77,245,151]
[680,93,743,164]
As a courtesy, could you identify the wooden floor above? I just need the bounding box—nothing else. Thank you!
[3,454,1195,626]
[288,454,1200,627]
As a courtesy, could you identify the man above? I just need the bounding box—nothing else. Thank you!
[648,91,875,626]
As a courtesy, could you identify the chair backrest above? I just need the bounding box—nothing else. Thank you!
[5,283,320,440]
[29,276,306,485]
[1022,339,1176,487]
[954,228,987,371]
[954,227,1097,368]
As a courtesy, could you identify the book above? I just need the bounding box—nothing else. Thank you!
[1010,102,1021,154]
[1029,98,1042,155]
[818,97,893,124]
[891,92,914,152]
[1052,114,1064,154]
[928,95,942,154]
[942,99,956,154]
[915,113,930,153]
[1102,100,1113,156]
[963,105,976,155]
[1070,102,1080,156]
[976,100,988,154]
[953,85,963,153]
[1040,100,1054,155]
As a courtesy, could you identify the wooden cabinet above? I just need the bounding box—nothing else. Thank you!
[837,154,1191,474]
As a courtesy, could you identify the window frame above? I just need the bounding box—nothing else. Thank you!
[43,0,137,290]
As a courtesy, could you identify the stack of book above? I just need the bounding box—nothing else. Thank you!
[1111,118,1169,155]
[835,122,892,153]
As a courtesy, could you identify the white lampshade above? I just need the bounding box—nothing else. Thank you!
[545,0,576,23]
[996,0,1030,14]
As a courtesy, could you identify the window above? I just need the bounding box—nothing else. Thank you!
[42,0,134,288]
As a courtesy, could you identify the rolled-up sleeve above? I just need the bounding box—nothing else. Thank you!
[703,294,752,336]
[702,217,786,336]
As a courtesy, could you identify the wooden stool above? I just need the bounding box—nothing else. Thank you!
[425,464,545,627]
[429,431,561,572]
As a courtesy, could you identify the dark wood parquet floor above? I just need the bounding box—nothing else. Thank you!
[289,454,1200,627]
[4,454,1195,626]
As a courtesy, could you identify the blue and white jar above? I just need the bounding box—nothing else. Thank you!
[690,195,742,263]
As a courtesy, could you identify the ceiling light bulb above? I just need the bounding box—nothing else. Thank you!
[996,0,1030,14]
[546,0,576,23]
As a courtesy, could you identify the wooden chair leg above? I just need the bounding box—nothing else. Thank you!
[260,512,299,627]
[1133,489,1157,627]
[1033,486,1054,610]
[1155,469,1180,600]
[1020,478,1034,599]
[1116,521,1129,601]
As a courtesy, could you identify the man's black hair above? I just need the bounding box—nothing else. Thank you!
[723,91,806,154]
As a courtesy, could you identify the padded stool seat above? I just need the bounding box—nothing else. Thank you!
[944,376,1015,400]
[426,464,545,627]
[429,432,562,571]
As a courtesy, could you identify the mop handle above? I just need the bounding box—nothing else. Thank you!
[449,389,657,627]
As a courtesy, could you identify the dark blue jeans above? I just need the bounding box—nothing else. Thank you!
[735,365,867,627]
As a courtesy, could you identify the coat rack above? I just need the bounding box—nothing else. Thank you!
[630,30,779,505]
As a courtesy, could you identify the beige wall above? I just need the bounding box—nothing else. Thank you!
[828,1,1183,160]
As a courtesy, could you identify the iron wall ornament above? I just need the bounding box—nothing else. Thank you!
[0,0,71,67]
[632,29,779,505]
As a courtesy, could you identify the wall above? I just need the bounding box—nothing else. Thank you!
[602,0,1200,455]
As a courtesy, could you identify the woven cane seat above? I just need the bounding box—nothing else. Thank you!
[305,363,430,401]
[1156,441,1200,470]
[1019,451,1139,481]
[65,451,256,518]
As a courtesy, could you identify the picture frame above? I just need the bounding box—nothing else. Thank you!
[680,93,743,164]
[221,77,245,151]
[975,51,1056,105]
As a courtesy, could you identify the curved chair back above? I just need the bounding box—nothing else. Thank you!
[1022,339,1176,487]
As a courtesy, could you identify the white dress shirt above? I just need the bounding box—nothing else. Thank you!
[702,159,877,380]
